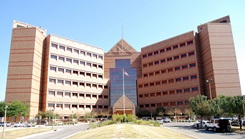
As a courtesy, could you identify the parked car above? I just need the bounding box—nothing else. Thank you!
[0,122,11,127]
[14,122,24,127]
[193,120,208,129]
[156,117,163,124]
[26,123,35,127]
[205,118,231,132]
[163,117,171,123]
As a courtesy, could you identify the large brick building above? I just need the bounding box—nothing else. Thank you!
[5,16,241,120]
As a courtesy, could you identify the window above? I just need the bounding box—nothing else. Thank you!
[87,52,91,57]
[149,72,154,76]
[163,91,168,95]
[74,49,79,54]
[67,47,72,52]
[188,51,195,56]
[170,102,176,106]
[192,87,198,92]
[161,59,166,63]
[181,53,187,58]
[182,65,188,69]
[148,53,152,57]
[167,57,172,61]
[143,54,147,58]
[51,43,57,49]
[80,72,85,76]
[73,59,79,64]
[180,43,185,47]
[80,82,85,87]
[98,65,103,69]
[59,45,65,51]
[80,51,85,56]
[163,102,169,106]
[66,69,71,74]
[50,66,56,72]
[177,101,184,106]
[184,88,191,93]
[156,81,161,85]
[86,73,91,77]
[73,70,78,75]
[92,64,97,68]
[175,78,181,82]
[65,92,70,97]
[72,81,78,86]
[150,93,155,97]
[58,68,64,73]
[49,78,56,83]
[56,104,63,108]
[143,64,147,68]
[174,55,179,60]
[93,54,97,58]
[149,62,153,66]
[65,80,71,85]
[51,55,57,60]
[66,58,72,63]
[139,85,143,88]
[166,47,171,51]
[183,76,189,81]
[49,91,55,96]
[154,61,159,65]
[175,66,180,71]
[162,80,167,84]
[156,92,161,96]
[86,83,91,87]
[57,79,64,84]
[151,104,156,107]
[59,56,65,62]
[154,51,159,55]
[143,74,148,77]
[187,40,193,45]
[191,75,197,79]
[176,89,182,93]
[48,103,55,108]
[189,63,196,68]
[86,62,91,67]
[173,45,178,49]
[98,75,103,79]
[99,55,103,60]
[155,71,160,75]
[64,104,70,109]
[80,61,85,66]
[168,68,173,72]
[160,49,165,53]
[150,82,154,86]
[168,79,174,83]
[144,84,148,87]
[169,90,175,95]
[161,69,166,74]
[57,91,63,96]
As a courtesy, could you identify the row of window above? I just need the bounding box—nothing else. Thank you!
[139,87,199,98]
[48,103,109,109]
[50,66,103,79]
[48,90,109,99]
[50,54,103,69]
[143,51,195,68]
[143,62,196,77]
[142,40,193,58]
[138,75,198,88]
[139,100,189,108]
[51,43,103,60]
[49,77,108,89]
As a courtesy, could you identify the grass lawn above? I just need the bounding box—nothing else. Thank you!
[69,124,195,139]
[0,127,52,139]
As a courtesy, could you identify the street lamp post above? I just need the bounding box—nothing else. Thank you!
[2,105,8,139]
[206,79,213,99]
[52,109,54,130]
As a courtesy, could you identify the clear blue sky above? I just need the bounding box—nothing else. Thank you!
[0,0,244,101]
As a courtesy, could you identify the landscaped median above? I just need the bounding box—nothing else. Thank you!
[0,127,52,139]
[68,124,195,139]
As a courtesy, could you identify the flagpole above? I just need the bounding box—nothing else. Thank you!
[122,68,125,115]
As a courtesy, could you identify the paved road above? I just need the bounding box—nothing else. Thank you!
[162,122,245,139]
[18,123,89,139]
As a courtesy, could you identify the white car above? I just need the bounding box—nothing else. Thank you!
[193,120,208,129]
[14,122,24,127]
[163,118,171,123]
[156,117,163,124]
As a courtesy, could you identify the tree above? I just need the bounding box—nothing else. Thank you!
[7,101,30,121]
[156,107,165,117]
[0,101,6,117]
[229,96,244,129]
[189,95,211,118]
[137,109,150,117]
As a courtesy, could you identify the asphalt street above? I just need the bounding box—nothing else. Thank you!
[18,123,89,139]
[162,122,245,139]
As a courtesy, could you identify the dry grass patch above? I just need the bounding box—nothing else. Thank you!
[69,124,195,139]
[1,127,52,139]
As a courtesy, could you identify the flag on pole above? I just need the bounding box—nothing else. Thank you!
[123,70,129,77]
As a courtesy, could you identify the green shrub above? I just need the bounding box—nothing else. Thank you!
[126,114,137,122]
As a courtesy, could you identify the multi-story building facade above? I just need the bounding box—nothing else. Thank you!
[5,16,241,120]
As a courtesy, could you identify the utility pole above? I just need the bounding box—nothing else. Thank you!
[206,79,213,99]
[2,105,8,139]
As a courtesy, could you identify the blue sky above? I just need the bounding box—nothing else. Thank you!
[0,0,244,101]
